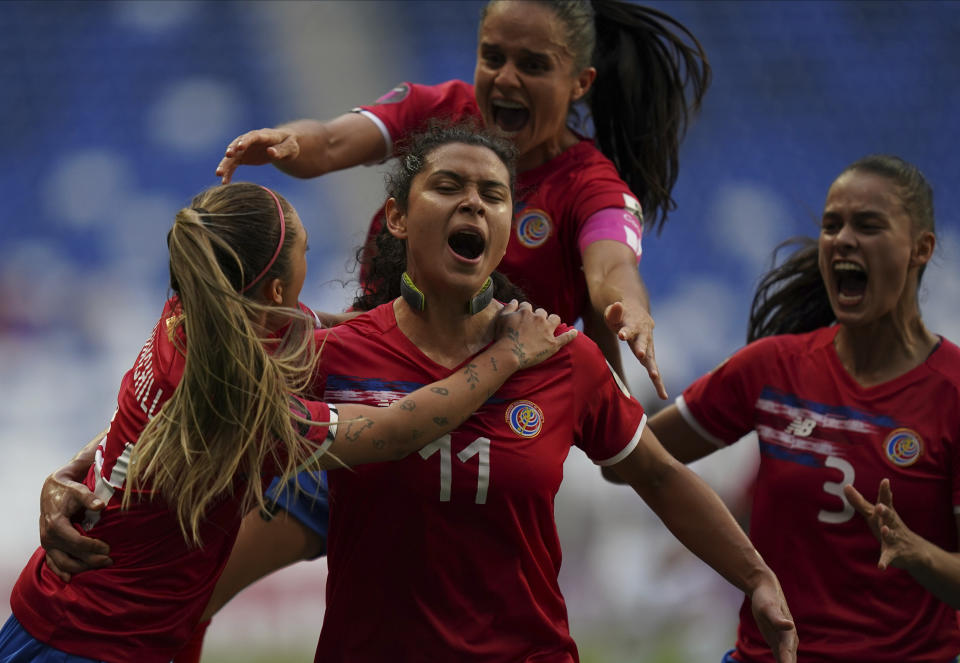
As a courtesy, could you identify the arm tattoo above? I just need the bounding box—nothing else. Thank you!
[400,399,416,411]
[506,328,527,366]
[490,356,498,372]
[372,439,386,449]
[464,362,480,390]
[430,387,449,395]
[433,416,448,426]
[344,417,375,442]
[411,429,423,441]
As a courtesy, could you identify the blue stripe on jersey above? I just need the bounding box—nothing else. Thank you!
[759,440,822,467]
[325,374,510,404]
[326,374,425,394]
[760,386,898,427]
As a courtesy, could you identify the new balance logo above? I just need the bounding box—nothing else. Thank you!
[785,416,816,437]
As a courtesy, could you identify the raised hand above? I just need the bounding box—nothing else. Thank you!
[494,300,577,369]
[845,479,921,571]
[604,300,667,399]
[216,128,301,184]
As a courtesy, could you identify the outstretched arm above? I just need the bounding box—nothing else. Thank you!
[216,112,387,184]
[326,301,576,466]
[845,479,960,608]
[39,432,112,582]
[581,239,666,399]
[610,426,797,663]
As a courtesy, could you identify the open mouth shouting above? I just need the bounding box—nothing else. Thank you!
[491,99,530,133]
[833,260,867,306]
[448,227,486,262]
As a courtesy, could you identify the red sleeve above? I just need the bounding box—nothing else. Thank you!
[679,337,779,446]
[289,398,336,449]
[569,335,647,464]
[568,148,642,237]
[355,80,481,153]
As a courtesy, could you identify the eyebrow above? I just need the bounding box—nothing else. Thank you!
[430,169,509,192]
[480,42,553,61]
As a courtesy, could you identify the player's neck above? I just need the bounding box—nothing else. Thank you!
[393,297,500,370]
[833,315,937,387]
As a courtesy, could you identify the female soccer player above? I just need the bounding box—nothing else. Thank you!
[214,0,712,397]
[645,155,960,661]
[0,182,574,663]
[197,125,796,662]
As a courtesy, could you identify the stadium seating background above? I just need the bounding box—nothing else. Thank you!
[1,2,958,661]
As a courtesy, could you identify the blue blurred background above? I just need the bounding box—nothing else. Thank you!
[2,2,958,661]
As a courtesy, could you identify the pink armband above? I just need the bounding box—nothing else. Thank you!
[577,207,644,261]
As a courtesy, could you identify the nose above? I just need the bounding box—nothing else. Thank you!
[834,222,858,250]
[459,187,485,217]
[494,60,521,88]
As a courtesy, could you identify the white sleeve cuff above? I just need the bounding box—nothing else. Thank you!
[675,395,726,448]
[595,414,647,466]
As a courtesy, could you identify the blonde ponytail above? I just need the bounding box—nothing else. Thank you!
[123,184,332,546]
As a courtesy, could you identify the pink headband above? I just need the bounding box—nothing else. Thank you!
[242,185,287,293]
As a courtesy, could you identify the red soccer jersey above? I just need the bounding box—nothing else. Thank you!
[357,80,642,324]
[679,326,960,662]
[10,298,334,663]
[312,301,646,662]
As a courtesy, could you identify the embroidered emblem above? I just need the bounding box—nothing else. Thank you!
[374,83,410,105]
[505,400,544,438]
[883,428,922,467]
[516,209,552,248]
[784,416,816,438]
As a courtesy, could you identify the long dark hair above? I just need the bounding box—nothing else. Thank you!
[746,155,935,343]
[481,0,711,232]
[355,122,526,310]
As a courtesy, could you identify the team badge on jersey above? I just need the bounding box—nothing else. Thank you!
[505,400,544,438]
[374,83,410,105]
[883,428,923,467]
[516,209,552,248]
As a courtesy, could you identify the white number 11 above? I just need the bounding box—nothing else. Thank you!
[419,434,491,504]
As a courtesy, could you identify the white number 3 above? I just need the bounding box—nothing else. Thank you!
[817,455,855,524]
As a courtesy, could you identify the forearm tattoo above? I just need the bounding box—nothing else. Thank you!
[490,356,498,372]
[433,416,448,426]
[431,387,449,395]
[344,417,375,442]
[400,399,416,411]
[464,362,479,390]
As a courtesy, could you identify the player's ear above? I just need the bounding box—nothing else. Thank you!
[385,198,408,239]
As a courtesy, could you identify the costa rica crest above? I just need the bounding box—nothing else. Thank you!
[883,428,922,467]
[505,400,544,438]
[515,209,552,248]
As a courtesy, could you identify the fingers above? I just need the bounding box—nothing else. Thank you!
[603,302,625,329]
[555,328,578,348]
[44,546,112,581]
[44,517,112,558]
[215,129,294,184]
[842,484,873,517]
[878,477,893,508]
[44,553,72,583]
[501,299,519,314]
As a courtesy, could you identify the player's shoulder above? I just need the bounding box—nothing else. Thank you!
[318,302,396,344]
[926,335,960,386]
[746,326,833,361]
